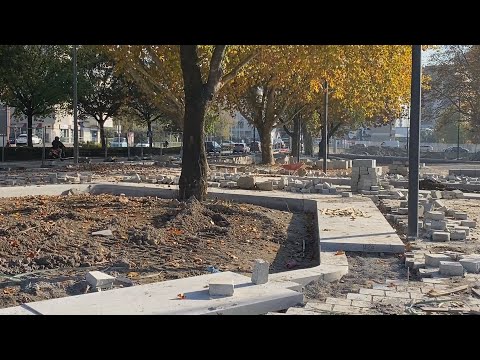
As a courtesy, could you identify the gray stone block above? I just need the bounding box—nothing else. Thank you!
[459,258,480,273]
[256,181,273,191]
[425,211,445,220]
[454,226,470,237]
[432,231,450,242]
[439,261,464,276]
[251,259,269,284]
[86,271,115,289]
[454,212,468,220]
[209,278,235,296]
[237,176,256,190]
[450,230,466,240]
[425,253,451,267]
[352,159,376,168]
[461,220,476,228]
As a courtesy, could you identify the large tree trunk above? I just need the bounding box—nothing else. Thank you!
[258,126,273,164]
[303,124,313,156]
[147,121,153,148]
[98,119,106,150]
[178,45,209,201]
[27,112,33,147]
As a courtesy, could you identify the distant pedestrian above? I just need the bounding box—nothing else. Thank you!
[164,140,169,148]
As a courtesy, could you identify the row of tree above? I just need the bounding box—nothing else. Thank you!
[1,45,415,201]
[424,45,480,145]
[0,46,174,148]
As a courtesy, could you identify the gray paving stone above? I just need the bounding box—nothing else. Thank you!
[359,288,386,296]
[325,297,352,306]
[346,293,372,302]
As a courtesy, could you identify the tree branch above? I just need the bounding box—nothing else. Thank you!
[205,45,227,101]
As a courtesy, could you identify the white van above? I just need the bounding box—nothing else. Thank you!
[380,140,400,148]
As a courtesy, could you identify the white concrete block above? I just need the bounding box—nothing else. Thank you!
[461,220,476,228]
[91,229,113,237]
[454,212,468,220]
[424,253,451,267]
[439,261,464,276]
[432,231,450,242]
[251,259,269,285]
[459,258,480,273]
[209,277,235,296]
[426,211,445,220]
[86,271,115,288]
[341,192,352,197]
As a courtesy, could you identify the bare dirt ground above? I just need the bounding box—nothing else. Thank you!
[0,194,315,309]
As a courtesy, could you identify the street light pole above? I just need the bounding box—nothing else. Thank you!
[322,80,328,173]
[73,45,79,164]
[457,97,461,160]
[408,45,422,241]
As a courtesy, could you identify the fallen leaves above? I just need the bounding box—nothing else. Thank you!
[3,287,16,295]
[335,251,345,255]
[167,228,183,236]
[321,207,370,218]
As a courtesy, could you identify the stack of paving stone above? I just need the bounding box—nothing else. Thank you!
[383,189,475,242]
[351,159,382,193]
[388,161,408,176]
[405,250,480,277]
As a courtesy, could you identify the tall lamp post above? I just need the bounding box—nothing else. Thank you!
[407,45,422,241]
[73,45,79,164]
[322,80,328,173]
[457,97,461,160]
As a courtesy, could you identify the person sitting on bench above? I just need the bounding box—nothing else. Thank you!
[51,136,66,158]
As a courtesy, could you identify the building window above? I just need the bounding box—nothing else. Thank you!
[238,120,244,129]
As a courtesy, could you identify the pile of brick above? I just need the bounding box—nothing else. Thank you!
[351,159,382,193]
[388,161,408,176]
[405,251,480,277]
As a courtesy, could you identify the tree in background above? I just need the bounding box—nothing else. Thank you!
[77,46,127,150]
[0,45,70,146]
[204,108,235,140]
[428,46,480,131]
[121,82,170,147]
[225,45,412,164]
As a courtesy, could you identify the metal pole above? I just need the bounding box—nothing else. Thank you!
[298,117,302,162]
[41,126,46,167]
[104,135,108,159]
[457,98,461,160]
[1,105,6,162]
[408,45,422,241]
[73,45,79,164]
[322,80,328,173]
[127,132,131,160]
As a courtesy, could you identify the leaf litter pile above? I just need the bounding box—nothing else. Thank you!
[0,194,315,308]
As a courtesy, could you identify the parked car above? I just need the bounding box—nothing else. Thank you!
[221,141,235,153]
[420,145,434,152]
[205,141,221,154]
[381,140,401,148]
[110,137,128,147]
[16,134,42,146]
[249,141,261,152]
[135,142,150,147]
[232,143,250,154]
[444,146,469,154]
